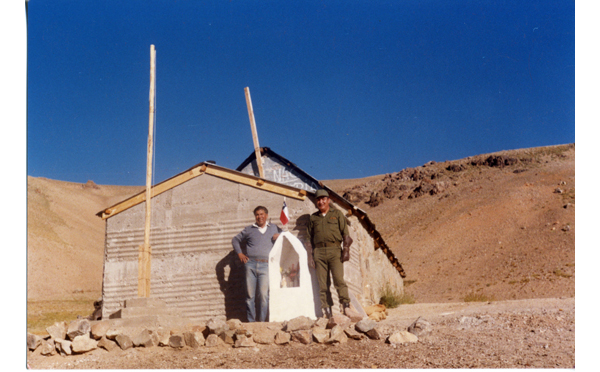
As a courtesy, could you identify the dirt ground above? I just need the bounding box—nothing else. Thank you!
[27,297,574,369]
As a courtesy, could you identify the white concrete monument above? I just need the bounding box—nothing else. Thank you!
[268,231,317,321]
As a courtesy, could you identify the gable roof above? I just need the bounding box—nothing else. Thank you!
[96,161,307,220]
[237,147,406,278]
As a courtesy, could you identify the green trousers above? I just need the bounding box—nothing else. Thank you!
[313,246,350,308]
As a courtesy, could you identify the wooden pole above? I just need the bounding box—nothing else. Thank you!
[139,44,156,298]
[244,87,264,178]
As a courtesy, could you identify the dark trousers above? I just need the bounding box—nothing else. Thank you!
[313,246,350,308]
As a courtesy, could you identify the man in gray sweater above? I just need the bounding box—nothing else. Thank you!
[232,206,281,322]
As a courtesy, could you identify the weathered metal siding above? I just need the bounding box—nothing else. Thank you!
[238,156,319,192]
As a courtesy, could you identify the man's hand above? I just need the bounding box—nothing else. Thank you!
[272,233,280,241]
[238,253,249,264]
[308,255,316,269]
[341,247,350,263]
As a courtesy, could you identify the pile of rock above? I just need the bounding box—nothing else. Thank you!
[28,313,431,356]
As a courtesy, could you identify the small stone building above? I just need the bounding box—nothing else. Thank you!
[97,147,405,322]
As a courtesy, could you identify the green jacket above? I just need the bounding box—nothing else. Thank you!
[307,207,349,249]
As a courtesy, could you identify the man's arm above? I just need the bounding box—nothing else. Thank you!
[232,229,249,264]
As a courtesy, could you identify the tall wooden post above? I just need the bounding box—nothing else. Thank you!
[139,44,156,298]
[244,87,264,178]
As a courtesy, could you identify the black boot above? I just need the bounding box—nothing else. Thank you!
[341,302,350,315]
[322,307,332,319]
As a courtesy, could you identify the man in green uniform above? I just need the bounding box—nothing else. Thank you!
[307,189,353,319]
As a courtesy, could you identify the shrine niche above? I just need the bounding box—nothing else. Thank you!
[268,231,318,321]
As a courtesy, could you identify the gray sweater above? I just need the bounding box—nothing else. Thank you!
[231,223,282,260]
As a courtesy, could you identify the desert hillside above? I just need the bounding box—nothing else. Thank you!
[27,144,574,305]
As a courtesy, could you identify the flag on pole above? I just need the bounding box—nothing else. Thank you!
[280,199,289,225]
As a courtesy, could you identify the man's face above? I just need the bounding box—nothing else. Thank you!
[254,209,268,227]
[316,196,330,213]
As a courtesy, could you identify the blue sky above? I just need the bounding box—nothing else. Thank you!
[25,0,574,186]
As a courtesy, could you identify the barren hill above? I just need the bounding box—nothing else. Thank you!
[27,144,574,305]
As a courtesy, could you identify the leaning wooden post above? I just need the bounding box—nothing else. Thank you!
[139,44,156,298]
[244,87,265,178]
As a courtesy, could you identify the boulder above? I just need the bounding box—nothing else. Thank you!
[90,321,111,340]
[27,333,43,351]
[311,327,330,343]
[205,334,224,347]
[71,335,98,353]
[365,327,384,340]
[97,336,118,351]
[40,339,56,355]
[344,307,365,322]
[313,317,329,329]
[274,331,291,345]
[55,338,72,356]
[326,325,348,344]
[344,327,364,340]
[285,316,314,332]
[206,319,229,336]
[234,334,256,348]
[226,319,243,330]
[387,331,418,344]
[364,304,386,316]
[183,331,205,348]
[252,328,277,345]
[291,329,313,345]
[218,329,236,345]
[355,318,377,333]
[67,319,91,340]
[46,321,68,340]
[407,317,432,337]
[105,328,120,340]
[134,329,158,348]
[156,328,171,346]
[327,314,351,330]
[168,334,185,348]
[115,334,133,350]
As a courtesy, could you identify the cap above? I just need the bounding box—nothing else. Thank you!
[314,189,329,199]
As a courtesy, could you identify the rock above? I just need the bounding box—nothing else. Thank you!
[46,321,68,340]
[71,334,98,353]
[156,328,171,346]
[116,334,134,350]
[459,316,483,327]
[205,334,224,347]
[252,328,277,344]
[365,327,384,340]
[355,318,377,333]
[188,324,207,335]
[226,319,243,330]
[90,321,111,340]
[313,317,329,329]
[183,331,205,348]
[344,306,364,322]
[311,327,330,343]
[369,311,387,321]
[97,336,117,351]
[408,317,432,337]
[285,316,314,332]
[274,331,291,345]
[383,184,400,199]
[55,338,72,355]
[168,334,185,348]
[367,191,384,207]
[206,319,229,335]
[67,318,91,340]
[326,325,348,344]
[291,329,313,344]
[40,339,56,355]
[27,333,43,351]
[387,331,418,344]
[446,164,464,172]
[105,328,120,340]
[219,329,236,345]
[554,188,564,194]
[134,329,158,348]
[327,314,351,330]
[344,327,364,340]
[234,334,256,348]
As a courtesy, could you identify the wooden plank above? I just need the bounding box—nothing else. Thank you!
[244,87,264,178]
[101,167,205,219]
[203,166,306,200]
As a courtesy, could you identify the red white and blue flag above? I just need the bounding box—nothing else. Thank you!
[280,199,290,225]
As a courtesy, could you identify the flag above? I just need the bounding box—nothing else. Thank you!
[280,199,289,225]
